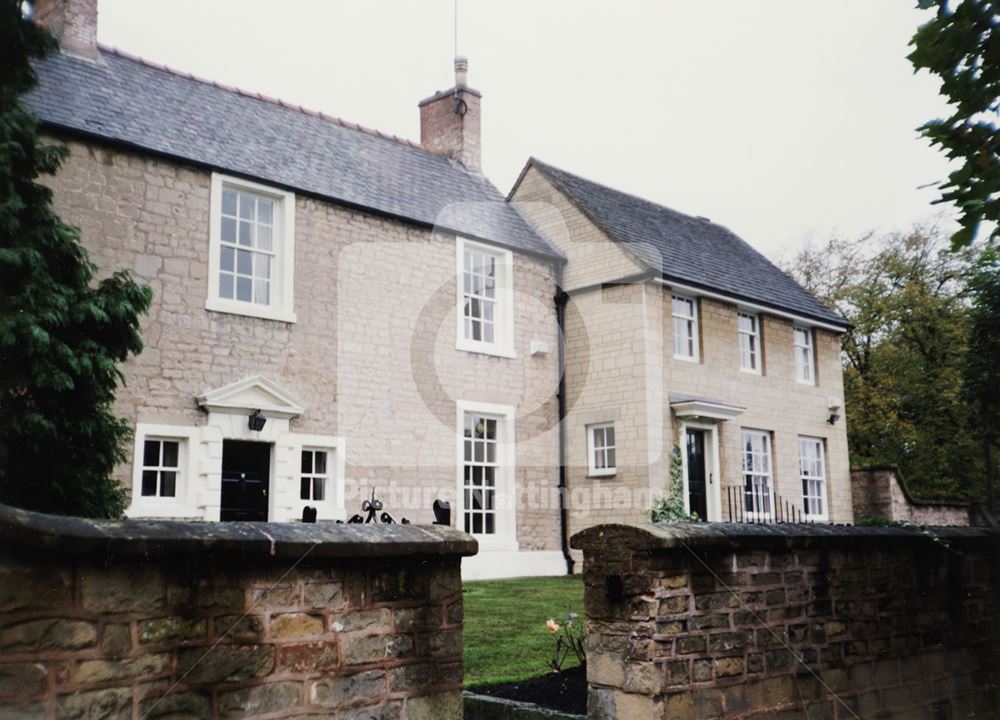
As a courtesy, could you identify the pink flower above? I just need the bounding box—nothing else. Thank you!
[546,618,560,633]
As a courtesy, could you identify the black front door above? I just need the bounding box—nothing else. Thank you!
[686,429,707,520]
[221,440,270,521]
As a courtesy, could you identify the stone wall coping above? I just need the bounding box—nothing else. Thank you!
[0,503,478,560]
[570,521,999,552]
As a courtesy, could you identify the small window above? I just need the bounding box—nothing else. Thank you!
[741,430,773,519]
[207,173,296,322]
[799,437,827,520]
[672,296,698,360]
[140,439,180,498]
[456,238,515,358]
[794,327,815,384]
[300,449,328,502]
[738,312,761,373]
[587,423,617,476]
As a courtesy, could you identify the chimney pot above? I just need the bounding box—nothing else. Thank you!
[455,56,469,88]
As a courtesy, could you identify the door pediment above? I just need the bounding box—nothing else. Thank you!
[669,394,746,422]
[197,375,306,420]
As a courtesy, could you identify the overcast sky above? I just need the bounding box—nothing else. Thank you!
[97,0,955,261]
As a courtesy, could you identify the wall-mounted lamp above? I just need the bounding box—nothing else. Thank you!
[248,409,267,432]
[827,397,842,425]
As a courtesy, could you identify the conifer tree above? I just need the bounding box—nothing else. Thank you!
[0,1,152,517]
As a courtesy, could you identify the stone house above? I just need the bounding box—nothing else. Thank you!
[510,160,852,557]
[27,0,851,579]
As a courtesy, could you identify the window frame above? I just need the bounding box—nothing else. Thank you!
[798,436,828,521]
[737,311,762,374]
[455,237,516,358]
[586,422,617,477]
[128,423,199,517]
[456,400,518,550]
[794,326,815,385]
[206,173,296,323]
[139,437,181,499]
[300,448,330,504]
[740,429,774,521]
[671,295,699,362]
[291,435,345,518]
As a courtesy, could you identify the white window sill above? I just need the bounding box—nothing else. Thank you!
[796,379,815,386]
[673,354,699,363]
[470,537,520,552]
[127,503,200,518]
[456,338,516,359]
[804,514,828,523]
[739,367,762,376]
[587,469,617,479]
[206,298,297,323]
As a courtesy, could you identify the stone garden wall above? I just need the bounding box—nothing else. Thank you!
[572,523,1000,719]
[851,465,984,526]
[0,503,475,720]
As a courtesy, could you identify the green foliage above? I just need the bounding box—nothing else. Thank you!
[0,1,152,517]
[962,248,1000,507]
[787,228,987,501]
[909,0,1000,249]
[651,446,700,523]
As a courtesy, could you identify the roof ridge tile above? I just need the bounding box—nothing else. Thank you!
[96,43,425,151]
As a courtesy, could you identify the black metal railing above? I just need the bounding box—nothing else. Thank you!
[725,485,811,524]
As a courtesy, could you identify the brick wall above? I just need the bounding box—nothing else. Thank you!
[572,523,1000,719]
[852,466,976,526]
[0,504,475,719]
[419,88,482,173]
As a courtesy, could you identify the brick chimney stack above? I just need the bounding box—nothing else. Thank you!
[34,0,100,59]
[418,56,482,174]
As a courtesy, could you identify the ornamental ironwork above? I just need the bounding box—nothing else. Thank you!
[339,488,409,525]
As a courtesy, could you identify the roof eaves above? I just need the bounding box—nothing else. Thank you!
[659,273,849,331]
[41,122,561,261]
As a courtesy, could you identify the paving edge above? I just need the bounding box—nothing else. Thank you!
[463,691,587,720]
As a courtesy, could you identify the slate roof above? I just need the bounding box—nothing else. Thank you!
[26,48,559,259]
[524,159,846,327]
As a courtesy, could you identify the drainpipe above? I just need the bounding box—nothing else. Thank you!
[555,265,575,575]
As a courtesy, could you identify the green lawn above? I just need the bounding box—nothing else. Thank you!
[463,575,585,688]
